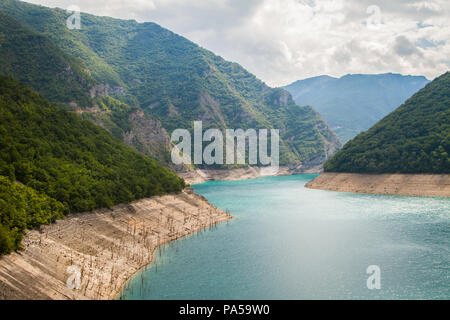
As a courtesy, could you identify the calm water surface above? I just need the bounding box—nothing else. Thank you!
[120,174,449,299]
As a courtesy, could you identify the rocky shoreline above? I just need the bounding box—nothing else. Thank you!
[179,165,323,185]
[305,172,450,197]
[0,188,231,300]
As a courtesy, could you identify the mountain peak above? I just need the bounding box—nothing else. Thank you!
[284,72,431,143]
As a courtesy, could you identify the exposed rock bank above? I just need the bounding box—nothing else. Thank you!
[0,189,231,300]
[305,172,450,197]
[180,165,323,184]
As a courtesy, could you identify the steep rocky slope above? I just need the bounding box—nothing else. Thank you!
[0,0,340,169]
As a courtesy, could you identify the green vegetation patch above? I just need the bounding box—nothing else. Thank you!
[0,75,185,254]
[324,72,450,174]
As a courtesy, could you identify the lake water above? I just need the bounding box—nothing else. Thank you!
[119,174,449,299]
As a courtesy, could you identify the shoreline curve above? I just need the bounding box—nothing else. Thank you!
[0,188,232,300]
[305,172,450,197]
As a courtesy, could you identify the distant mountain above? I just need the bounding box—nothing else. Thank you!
[284,73,430,143]
[324,71,450,174]
[0,0,340,170]
[0,75,184,254]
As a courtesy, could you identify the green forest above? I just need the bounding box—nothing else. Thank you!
[0,75,185,254]
[0,176,65,254]
[0,0,340,167]
[0,10,95,107]
[324,72,450,174]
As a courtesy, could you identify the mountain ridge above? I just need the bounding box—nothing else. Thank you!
[284,73,430,142]
[0,0,340,169]
[323,71,449,174]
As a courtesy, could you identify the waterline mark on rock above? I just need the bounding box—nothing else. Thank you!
[366,265,381,290]
[171,121,279,175]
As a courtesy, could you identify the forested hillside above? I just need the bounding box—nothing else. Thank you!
[0,75,185,254]
[284,73,429,142]
[0,10,179,165]
[0,11,95,107]
[0,0,340,168]
[323,72,450,174]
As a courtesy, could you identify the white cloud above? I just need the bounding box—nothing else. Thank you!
[23,0,450,86]
[409,1,442,13]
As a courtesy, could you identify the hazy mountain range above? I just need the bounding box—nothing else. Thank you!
[284,73,430,143]
[324,72,449,174]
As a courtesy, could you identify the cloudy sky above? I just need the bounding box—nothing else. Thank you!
[24,0,450,86]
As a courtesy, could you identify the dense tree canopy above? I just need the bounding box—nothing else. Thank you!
[0,10,95,107]
[0,75,185,254]
[0,176,65,254]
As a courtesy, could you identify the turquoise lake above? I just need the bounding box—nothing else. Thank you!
[119,174,449,299]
